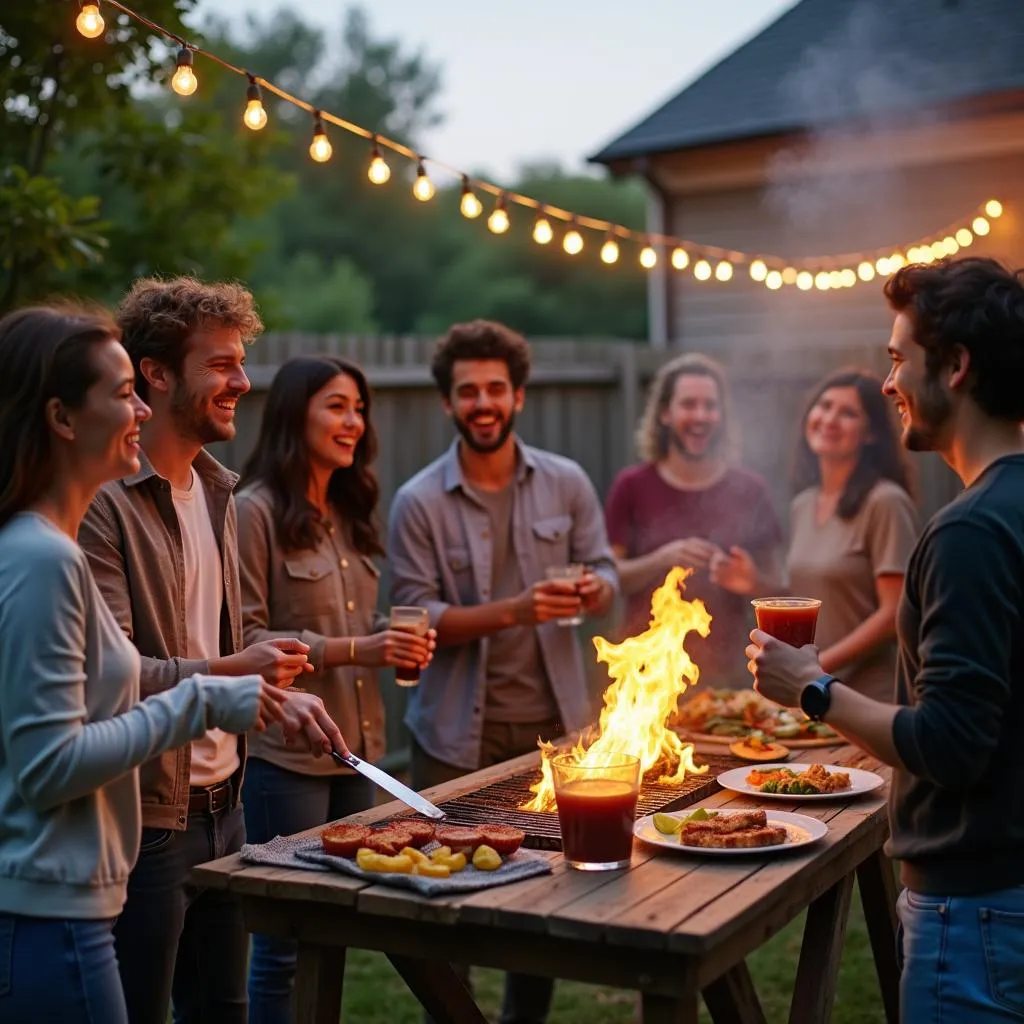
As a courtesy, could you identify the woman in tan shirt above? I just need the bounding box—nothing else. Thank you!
[235,355,433,1023]
[786,368,919,700]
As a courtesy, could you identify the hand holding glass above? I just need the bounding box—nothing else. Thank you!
[751,597,821,646]
[389,606,429,686]
[545,564,585,626]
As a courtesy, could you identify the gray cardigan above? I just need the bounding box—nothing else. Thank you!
[0,513,261,919]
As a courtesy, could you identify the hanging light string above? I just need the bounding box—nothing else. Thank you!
[77,0,1006,286]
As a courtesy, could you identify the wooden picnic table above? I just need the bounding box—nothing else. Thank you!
[194,743,899,1024]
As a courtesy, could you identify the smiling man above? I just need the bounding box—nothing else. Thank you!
[746,257,1024,1022]
[388,318,617,1024]
[77,277,344,1024]
[604,353,783,686]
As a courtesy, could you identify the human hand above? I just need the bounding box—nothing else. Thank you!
[577,571,614,615]
[512,580,583,625]
[277,690,349,757]
[356,628,436,669]
[744,628,823,708]
[253,680,288,732]
[659,537,721,571]
[222,638,313,686]
[709,546,758,595]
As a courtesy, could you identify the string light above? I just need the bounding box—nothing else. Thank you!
[76,1,105,38]
[459,177,482,218]
[797,272,814,291]
[367,138,390,185]
[562,222,584,256]
[765,270,783,290]
[782,267,798,285]
[840,268,857,288]
[714,260,733,282]
[487,194,510,234]
[972,216,991,236]
[693,260,712,281]
[309,113,332,163]
[600,235,620,264]
[749,259,768,282]
[532,210,554,244]
[171,46,197,96]
[243,78,267,131]
[956,228,973,247]
[639,243,657,269]
[814,272,831,291]
[985,199,1003,218]
[412,159,435,201]
[670,247,689,271]
[857,261,876,282]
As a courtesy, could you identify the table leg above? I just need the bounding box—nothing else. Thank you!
[641,992,700,1024]
[857,850,901,1024]
[387,954,490,1024]
[702,961,767,1024]
[787,871,855,1024]
[294,942,345,1024]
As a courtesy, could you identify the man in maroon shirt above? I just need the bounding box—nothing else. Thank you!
[605,353,783,687]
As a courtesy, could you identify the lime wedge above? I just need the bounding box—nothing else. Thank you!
[653,813,684,835]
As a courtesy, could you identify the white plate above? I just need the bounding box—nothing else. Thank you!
[716,763,885,801]
[634,808,827,856]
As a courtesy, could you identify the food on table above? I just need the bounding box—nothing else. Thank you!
[355,849,414,873]
[400,846,431,867]
[746,763,851,795]
[430,847,467,872]
[729,736,790,762]
[399,820,437,848]
[364,826,415,855]
[412,861,451,878]
[654,807,719,835]
[472,844,502,871]
[433,825,486,854]
[675,688,837,741]
[478,824,526,855]
[320,823,371,857]
[677,809,787,849]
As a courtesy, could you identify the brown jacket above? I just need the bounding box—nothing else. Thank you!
[78,449,246,830]
[235,484,386,774]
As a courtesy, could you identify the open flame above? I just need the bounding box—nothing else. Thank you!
[522,566,712,812]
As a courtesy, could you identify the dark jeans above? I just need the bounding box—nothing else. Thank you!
[113,802,247,1024]
[242,757,375,1024]
[0,914,127,1024]
[411,717,562,1024]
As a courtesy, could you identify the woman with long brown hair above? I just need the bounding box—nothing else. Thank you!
[787,367,919,699]
[235,355,434,1023]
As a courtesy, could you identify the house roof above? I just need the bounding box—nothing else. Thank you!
[591,0,1024,164]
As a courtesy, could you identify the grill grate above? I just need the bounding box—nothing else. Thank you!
[390,752,737,851]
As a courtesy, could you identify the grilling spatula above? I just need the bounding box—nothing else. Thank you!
[330,749,446,819]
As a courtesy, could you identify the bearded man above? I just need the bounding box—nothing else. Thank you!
[604,353,783,687]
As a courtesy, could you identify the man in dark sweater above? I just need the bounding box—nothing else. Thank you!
[746,256,1024,1022]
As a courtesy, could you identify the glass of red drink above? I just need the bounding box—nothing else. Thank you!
[751,597,821,647]
[551,753,641,871]
[389,606,429,686]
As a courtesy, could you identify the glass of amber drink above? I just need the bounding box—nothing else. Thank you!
[751,597,821,646]
[551,753,641,870]
[389,606,429,686]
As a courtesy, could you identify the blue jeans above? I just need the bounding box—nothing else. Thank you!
[0,914,127,1023]
[242,757,375,1024]
[113,803,248,1024]
[897,884,1024,1021]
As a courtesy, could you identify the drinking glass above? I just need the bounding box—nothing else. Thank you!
[389,606,429,686]
[751,597,821,647]
[545,563,585,626]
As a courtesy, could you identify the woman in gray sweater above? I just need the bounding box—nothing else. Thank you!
[0,305,289,1023]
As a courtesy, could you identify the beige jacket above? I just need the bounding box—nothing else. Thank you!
[235,484,387,774]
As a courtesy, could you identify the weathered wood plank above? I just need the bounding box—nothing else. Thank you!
[386,955,490,1024]
[701,961,767,1024]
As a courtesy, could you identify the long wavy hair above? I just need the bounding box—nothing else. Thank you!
[240,356,383,556]
[791,367,912,519]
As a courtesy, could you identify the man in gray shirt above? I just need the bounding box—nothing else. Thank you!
[388,319,617,1024]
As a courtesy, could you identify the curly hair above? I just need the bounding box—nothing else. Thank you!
[884,257,1024,420]
[116,276,263,400]
[791,367,912,519]
[430,319,531,396]
[635,352,737,463]
[0,303,120,528]
[240,356,383,557]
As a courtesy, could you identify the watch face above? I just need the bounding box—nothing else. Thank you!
[801,681,829,720]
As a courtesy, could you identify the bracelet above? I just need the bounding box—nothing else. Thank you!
[349,637,356,664]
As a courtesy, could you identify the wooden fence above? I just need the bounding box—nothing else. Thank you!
[208,333,961,761]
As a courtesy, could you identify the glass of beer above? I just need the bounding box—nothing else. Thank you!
[389,606,429,686]
[751,597,821,646]
[545,563,585,626]
[551,753,641,870]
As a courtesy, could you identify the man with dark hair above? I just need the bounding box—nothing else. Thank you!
[388,319,618,1024]
[746,257,1024,1021]
[79,276,345,1024]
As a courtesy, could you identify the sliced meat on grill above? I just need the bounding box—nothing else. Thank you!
[320,823,371,857]
[364,827,415,855]
[434,825,485,854]
[397,820,436,848]
[478,824,525,856]
[680,824,788,849]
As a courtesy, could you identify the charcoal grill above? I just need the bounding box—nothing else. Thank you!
[389,752,737,851]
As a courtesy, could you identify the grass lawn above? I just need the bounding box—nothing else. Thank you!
[338,882,888,1023]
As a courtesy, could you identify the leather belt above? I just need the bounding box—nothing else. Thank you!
[187,779,233,816]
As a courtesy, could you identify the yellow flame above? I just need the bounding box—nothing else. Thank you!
[522,567,711,812]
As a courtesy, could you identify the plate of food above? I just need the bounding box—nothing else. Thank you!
[716,763,884,800]
[674,688,838,746]
[634,806,827,855]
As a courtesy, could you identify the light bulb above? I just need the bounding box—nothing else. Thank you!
[782,267,798,285]
[562,228,583,255]
[875,256,891,276]
[929,240,947,261]
[973,216,990,236]
[765,271,783,290]
[796,271,814,291]
[857,261,876,282]
[670,247,689,270]
[942,236,959,256]
[889,253,906,271]
[76,2,104,38]
[956,228,973,247]
[243,81,267,131]
[171,48,197,96]
[840,268,857,288]
[814,272,831,291]
[828,270,844,289]
[459,180,482,218]
[309,116,332,162]
[600,238,620,264]
[367,144,390,185]
[639,245,657,269]
[714,260,733,282]
[985,199,1003,219]
[488,198,509,234]
[693,260,712,281]
[532,217,553,245]
[412,161,434,201]
[749,259,768,282]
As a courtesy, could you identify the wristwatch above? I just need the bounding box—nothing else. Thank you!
[800,674,840,722]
